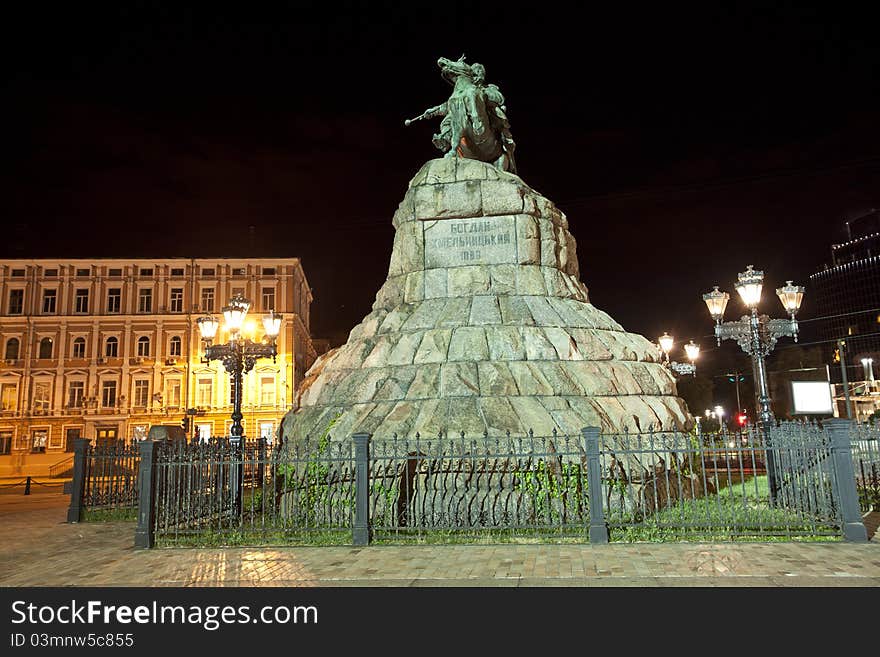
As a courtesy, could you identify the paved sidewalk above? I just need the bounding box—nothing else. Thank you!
[1,493,879,587]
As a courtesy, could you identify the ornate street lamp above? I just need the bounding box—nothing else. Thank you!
[703,265,804,502]
[703,265,803,426]
[660,332,700,376]
[196,294,283,506]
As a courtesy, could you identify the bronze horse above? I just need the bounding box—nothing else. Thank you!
[406,56,516,173]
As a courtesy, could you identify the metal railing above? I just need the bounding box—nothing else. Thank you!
[49,455,75,478]
[368,432,590,542]
[851,423,880,512]
[61,420,872,547]
[600,424,842,540]
[81,441,140,510]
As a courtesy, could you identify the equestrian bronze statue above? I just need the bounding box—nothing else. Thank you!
[405,55,517,173]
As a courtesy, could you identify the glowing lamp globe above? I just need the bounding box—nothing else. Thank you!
[735,265,764,309]
[197,315,220,341]
[702,286,730,322]
[658,332,674,355]
[262,311,283,339]
[684,340,700,362]
[222,294,251,334]
[776,280,805,318]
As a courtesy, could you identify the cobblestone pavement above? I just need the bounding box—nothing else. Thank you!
[2,493,879,587]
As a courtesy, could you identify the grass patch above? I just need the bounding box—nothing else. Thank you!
[609,476,842,543]
[81,507,138,522]
[156,529,351,548]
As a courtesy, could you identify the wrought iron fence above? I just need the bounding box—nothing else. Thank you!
[851,423,880,512]
[368,431,590,542]
[81,441,140,511]
[114,420,871,547]
[600,424,849,540]
[151,436,353,546]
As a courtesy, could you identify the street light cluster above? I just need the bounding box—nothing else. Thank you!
[657,332,700,376]
[702,265,804,427]
[196,293,283,443]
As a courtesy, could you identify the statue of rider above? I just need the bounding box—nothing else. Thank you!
[405,57,517,174]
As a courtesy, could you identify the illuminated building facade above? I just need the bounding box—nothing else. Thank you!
[0,258,316,476]
[810,209,880,419]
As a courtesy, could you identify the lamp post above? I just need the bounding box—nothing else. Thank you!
[703,266,804,502]
[196,294,283,507]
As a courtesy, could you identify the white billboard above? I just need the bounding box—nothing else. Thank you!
[790,380,834,415]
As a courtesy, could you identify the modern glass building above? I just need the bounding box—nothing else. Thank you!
[810,209,880,418]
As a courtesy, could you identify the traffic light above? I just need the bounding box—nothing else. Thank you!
[737,413,748,427]
[181,416,190,433]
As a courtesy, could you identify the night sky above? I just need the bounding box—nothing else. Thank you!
[4,2,879,372]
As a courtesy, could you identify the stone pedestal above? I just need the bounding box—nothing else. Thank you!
[282,158,691,443]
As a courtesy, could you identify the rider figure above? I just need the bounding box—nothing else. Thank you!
[405,58,517,173]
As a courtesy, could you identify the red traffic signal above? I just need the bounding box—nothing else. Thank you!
[737,413,748,426]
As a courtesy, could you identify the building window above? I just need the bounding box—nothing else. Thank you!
[72,337,86,358]
[105,337,119,357]
[43,268,58,277]
[67,381,84,408]
[101,380,117,408]
[138,289,152,313]
[262,287,275,311]
[232,267,246,276]
[31,430,47,453]
[8,289,23,315]
[1,383,17,411]
[5,338,19,360]
[166,380,181,408]
[42,289,57,314]
[262,267,276,276]
[65,428,81,452]
[38,337,53,359]
[107,288,121,313]
[201,288,215,312]
[170,288,184,312]
[196,423,212,443]
[260,377,275,406]
[169,336,182,357]
[0,431,12,454]
[197,378,213,407]
[137,336,150,357]
[76,268,90,277]
[108,268,122,277]
[11,269,25,277]
[202,268,215,276]
[260,422,275,443]
[32,381,51,413]
[74,289,89,313]
[139,268,154,277]
[171,268,184,277]
[232,287,245,297]
[133,380,149,407]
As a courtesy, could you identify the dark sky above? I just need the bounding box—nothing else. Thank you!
[3,2,879,363]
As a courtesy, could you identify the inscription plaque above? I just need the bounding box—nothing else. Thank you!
[424,216,516,268]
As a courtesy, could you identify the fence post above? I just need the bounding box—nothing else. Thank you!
[581,426,609,544]
[352,433,371,546]
[24,476,31,495]
[826,418,868,543]
[66,438,91,523]
[134,440,160,549]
